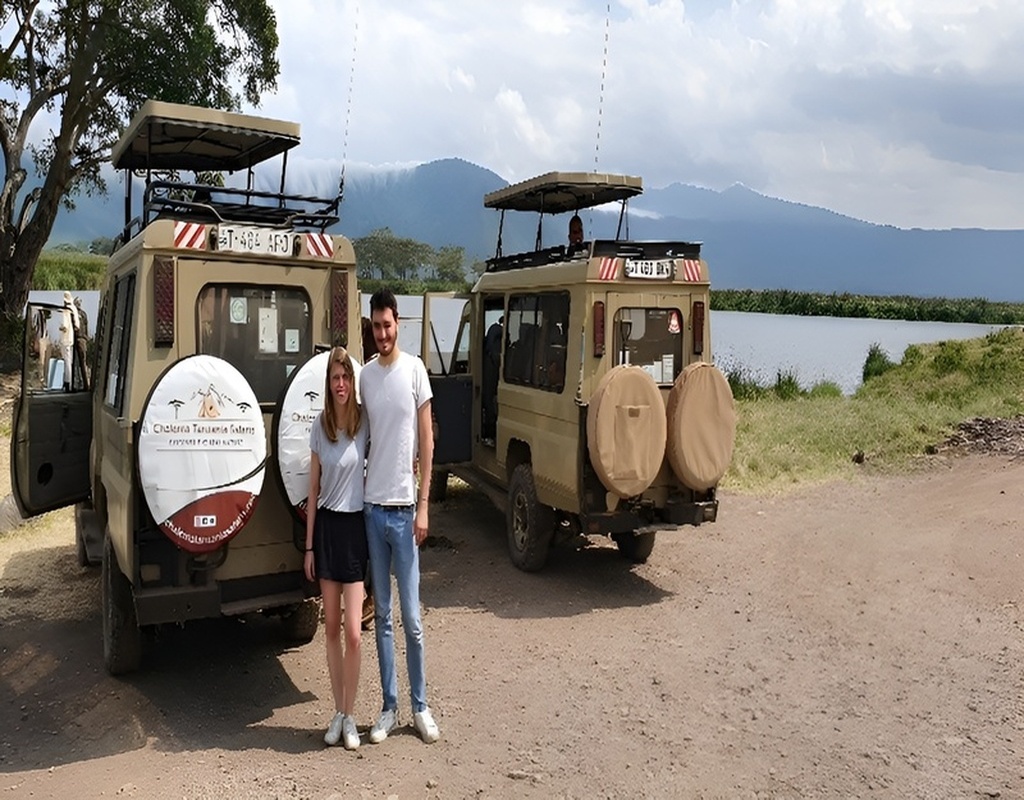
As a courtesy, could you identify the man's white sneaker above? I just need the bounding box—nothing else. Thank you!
[341,714,360,750]
[413,707,439,743]
[368,708,398,743]
[324,711,345,746]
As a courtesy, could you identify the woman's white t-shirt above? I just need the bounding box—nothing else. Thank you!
[309,413,368,512]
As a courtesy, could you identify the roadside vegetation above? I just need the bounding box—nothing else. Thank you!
[712,288,1024,325]
[725,327,1024,492]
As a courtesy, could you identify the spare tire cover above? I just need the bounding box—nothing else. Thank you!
[273,350,361,523]
[586,365,667,498]
[137,355,266,554]
[666,362,736,491]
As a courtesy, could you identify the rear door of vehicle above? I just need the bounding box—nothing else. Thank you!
[421,294,472,465]
[11,302,92,516]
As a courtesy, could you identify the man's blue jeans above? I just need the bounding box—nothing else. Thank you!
[364,503,428,714]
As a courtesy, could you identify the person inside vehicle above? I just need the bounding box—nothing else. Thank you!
[305,346,369,750]
[568,214,584,246]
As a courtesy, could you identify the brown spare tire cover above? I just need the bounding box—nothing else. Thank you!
[666,362,736,490]
[586,365,667,498]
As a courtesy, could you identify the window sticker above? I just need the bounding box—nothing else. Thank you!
[229,296,247,324]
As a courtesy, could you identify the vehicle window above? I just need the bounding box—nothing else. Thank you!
[104,274,136,412]
[24,295,95,395]
[197,285,312,403]
[503,292,569,393]
[613,307,683,385]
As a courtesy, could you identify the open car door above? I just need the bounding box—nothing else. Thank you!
[421,293,472,466]
[11,301,93,517]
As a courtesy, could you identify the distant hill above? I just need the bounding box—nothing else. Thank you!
[47,158,1024,301]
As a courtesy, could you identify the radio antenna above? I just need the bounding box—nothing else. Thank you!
[593,2,611,174]
[335,3,361,213]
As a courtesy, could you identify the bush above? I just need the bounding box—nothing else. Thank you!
[772,370,802,400]
[808,381,843,399]
[932,340,968,376]
[863,343,895,381]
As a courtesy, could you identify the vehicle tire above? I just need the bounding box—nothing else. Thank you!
[102,533,142,675]
[506,463,554,572]
[586,366,667,498]
[665,363,736,490]
[613,531,656,563]
[281,598,320,643]
[428,469,449,502]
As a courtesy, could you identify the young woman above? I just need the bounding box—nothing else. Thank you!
[305,347,369,750]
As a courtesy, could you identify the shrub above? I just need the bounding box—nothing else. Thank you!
[863,343,895,381]
[932,340,968,376]
[773,369,802,400]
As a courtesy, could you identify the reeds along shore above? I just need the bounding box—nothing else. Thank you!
[711,288,1024,325]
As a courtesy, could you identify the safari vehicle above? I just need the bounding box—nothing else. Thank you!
[11,100,361,673]
[423,172,736,571]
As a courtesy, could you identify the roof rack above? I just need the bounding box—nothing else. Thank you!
[113,100,340,242]
[484,171,642,214]
[485,171,642,258]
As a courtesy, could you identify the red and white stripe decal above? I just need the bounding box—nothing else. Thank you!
[305,233,334,258]
[174,222,207,250]
[597,256,620,281]
[680,258,702,282]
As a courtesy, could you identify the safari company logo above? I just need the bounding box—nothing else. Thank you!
[275,351,361,522]
[137,355,266,553]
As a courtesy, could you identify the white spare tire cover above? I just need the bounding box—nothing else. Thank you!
[666,362,736,491]
[586,365,667,498]
[273,350,361,523]
[137,355,266,554]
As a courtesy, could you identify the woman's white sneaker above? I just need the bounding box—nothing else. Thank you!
[413,707,439,743]
[341,714,360,750]
[324,711,345,746]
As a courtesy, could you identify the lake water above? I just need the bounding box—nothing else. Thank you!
[36,292,1004,396]
[380,297,1006,396]
[712,311,1007,394]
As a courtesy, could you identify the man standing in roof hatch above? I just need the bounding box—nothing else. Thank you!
[359,287,440,745]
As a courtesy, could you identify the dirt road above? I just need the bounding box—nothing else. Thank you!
[1,451,1022,799]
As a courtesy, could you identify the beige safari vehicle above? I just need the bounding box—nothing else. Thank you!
[424,172,736,571]
[11,101,361,673]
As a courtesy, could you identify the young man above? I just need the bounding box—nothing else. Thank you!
[360,288,440,744]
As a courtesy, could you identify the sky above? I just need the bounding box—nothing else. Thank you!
[251,0,1024,231]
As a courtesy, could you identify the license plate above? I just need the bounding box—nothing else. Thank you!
[624,259,673,279]
[216,225,296,257]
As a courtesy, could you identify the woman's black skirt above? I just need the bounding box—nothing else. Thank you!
[313,508,368,584]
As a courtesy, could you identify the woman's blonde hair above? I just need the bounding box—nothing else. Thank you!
[321,346,361,442]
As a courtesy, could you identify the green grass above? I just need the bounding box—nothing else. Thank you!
[32,248,106,291]
[723,327,1024,493]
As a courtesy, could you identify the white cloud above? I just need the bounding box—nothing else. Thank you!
[257,0,1024,229]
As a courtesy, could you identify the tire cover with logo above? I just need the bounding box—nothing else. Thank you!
[137,355,266,554]
[272,350,361,524]
[586,365,667,499]
[665,362,736,491]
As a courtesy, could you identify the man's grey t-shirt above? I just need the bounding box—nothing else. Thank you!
[360,351,433,505]
[309,413,368,512]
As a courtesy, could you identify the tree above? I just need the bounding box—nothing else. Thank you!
[352,228,433,283]
[0,0,280,359]
[432,245,466,284]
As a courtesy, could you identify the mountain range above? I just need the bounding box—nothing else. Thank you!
[50,158,1024,302]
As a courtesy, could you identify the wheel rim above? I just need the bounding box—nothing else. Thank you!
[511,489,529,551]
